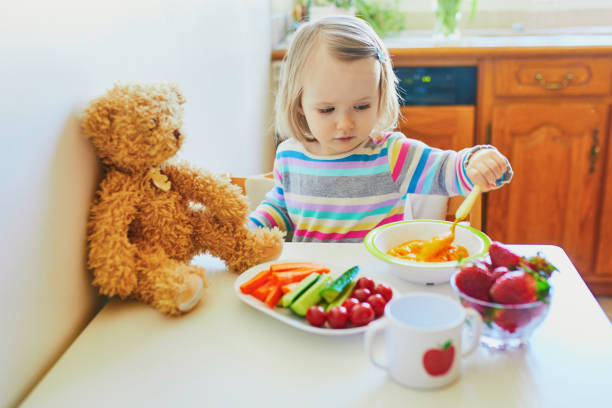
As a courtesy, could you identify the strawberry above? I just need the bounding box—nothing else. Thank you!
[455,262,495,301]
[489,241,522,269]
[492,308,532,333]
[489,270,550,304]
[490,265,510,281]
[492,301,550,333]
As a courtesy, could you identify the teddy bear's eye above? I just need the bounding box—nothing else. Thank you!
[148,118,158,130]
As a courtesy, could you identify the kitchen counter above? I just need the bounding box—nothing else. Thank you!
[272,27,612,60]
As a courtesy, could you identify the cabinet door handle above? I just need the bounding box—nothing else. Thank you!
[534,72,574,90]
[590,128,600,173]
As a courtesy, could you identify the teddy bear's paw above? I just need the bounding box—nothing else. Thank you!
[237,227,284,271]
[258,239,283,263]
[186,264,208,284]
[177,274,204,312]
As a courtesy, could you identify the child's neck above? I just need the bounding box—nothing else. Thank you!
[301,135,371,157]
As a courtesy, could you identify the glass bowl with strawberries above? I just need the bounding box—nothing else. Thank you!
[449,242,558,350]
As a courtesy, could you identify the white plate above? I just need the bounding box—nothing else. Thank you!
[234,259,394,336]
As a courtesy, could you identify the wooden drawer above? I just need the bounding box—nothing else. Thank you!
[397,106,474,151]
[494,58,612,97]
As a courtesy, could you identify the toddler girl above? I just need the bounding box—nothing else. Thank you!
[249,16,512,242]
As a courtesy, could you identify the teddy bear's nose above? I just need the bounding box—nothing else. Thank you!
[173,130,181,139]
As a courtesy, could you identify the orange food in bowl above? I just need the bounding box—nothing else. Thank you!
[387,239,468,262]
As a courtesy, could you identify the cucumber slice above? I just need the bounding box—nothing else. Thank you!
[290,275,334,317]
[279,272,320,308]
[319,266,360,303]
[325,279,358,312]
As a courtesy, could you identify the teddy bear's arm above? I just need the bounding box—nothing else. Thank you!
[88,170,142,298]
[163,162,248,224]
[163,162,284,273]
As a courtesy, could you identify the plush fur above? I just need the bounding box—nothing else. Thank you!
[82,83,284,315]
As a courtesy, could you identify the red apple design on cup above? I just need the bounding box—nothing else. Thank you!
[423,340,455,376]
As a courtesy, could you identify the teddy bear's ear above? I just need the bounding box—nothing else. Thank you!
[82,99,113,138]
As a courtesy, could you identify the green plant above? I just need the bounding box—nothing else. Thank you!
[333,0,354,9]
[435,0,478,37]
[355,0,406,38]
[312,0,354,9]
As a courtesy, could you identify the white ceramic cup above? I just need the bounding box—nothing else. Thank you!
[364,292,482,389]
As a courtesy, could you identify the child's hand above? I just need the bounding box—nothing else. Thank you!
[466,148,510,192]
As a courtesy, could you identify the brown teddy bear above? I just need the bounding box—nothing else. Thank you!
[82,82,284,315]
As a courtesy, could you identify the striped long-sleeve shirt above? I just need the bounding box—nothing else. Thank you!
[249,132,479,243]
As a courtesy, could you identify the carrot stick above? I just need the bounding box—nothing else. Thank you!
[251,281,275,301]
[269,262,329,273]
[239,268,273,294]
[272,268,326,285]
[264,284,283,309]
[273,266,330,275]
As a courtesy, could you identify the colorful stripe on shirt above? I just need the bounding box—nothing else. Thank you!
[248,133,475,243]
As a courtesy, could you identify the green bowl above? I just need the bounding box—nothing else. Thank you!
[364,220,491,285]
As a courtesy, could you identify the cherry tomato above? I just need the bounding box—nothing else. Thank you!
[305,305,327,327]
[327,306,349,328]
[367,294,387,317]
[342,297,360,312]
[356,277,376,292]
[374,283,393,301]
[353,288,372,302]
[349,302,375,327]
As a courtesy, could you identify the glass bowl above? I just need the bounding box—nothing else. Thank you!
[450,270,551,350]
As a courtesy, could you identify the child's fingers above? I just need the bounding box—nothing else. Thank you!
[489,155,507,175]
[467,149,509,189]
[466,167,493,190]
[471,149,505,165]
[469,168,496,190]
[470,157,499,183]
[491,154,508,175]
[467,163,506,191]
[477,150,507,175]
[482,158,503,183]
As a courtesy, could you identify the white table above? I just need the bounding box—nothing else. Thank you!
[22,244,612,408]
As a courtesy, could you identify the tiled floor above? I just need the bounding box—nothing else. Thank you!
[595,296,612,323]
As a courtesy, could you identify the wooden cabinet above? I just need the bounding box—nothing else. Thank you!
[398,106,474,150]
[594,116,612,293]
[486,103,608,279]
[483,56,612,294]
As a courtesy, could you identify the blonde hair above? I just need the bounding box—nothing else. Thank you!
[275,15,400,143]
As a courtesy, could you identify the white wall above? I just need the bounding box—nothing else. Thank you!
[0,1,273,406]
